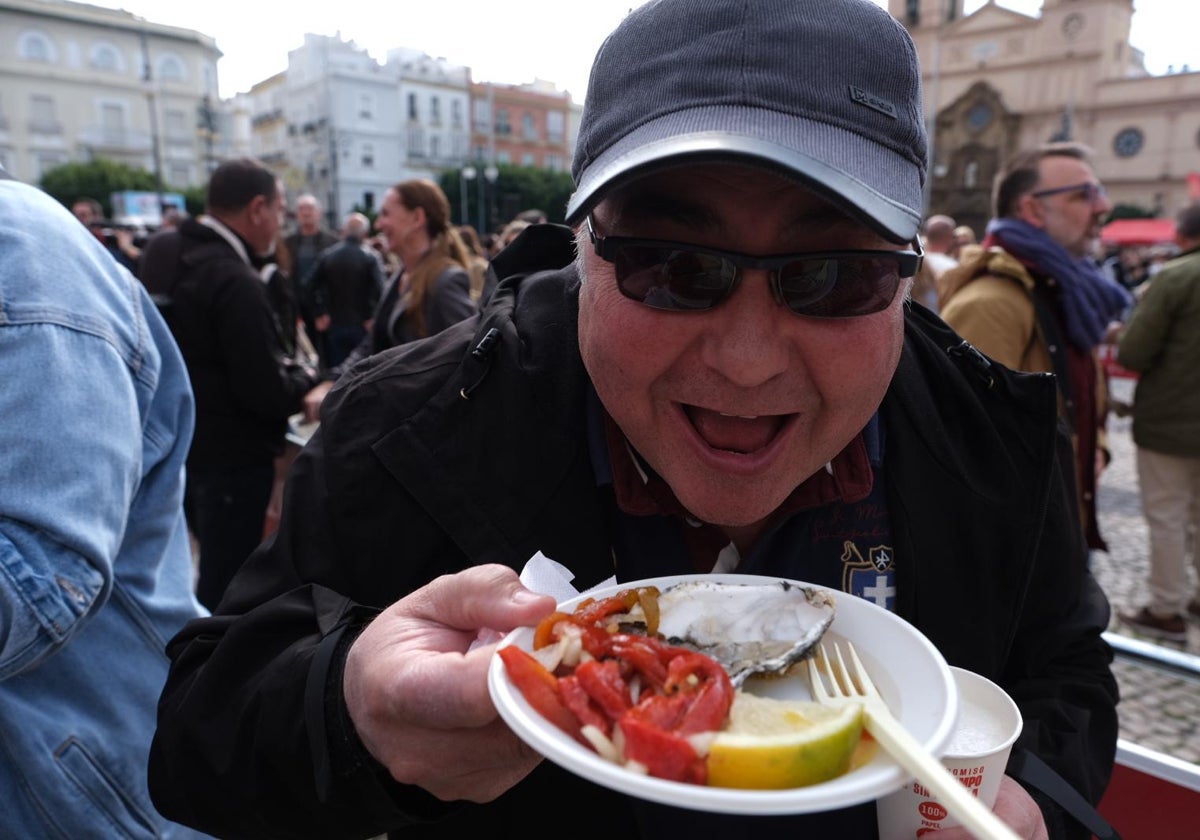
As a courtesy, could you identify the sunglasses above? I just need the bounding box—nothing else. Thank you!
[1031,181,1107,204]
[586,217,922,318]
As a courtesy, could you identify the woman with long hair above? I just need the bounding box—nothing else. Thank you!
[302,179,476,417]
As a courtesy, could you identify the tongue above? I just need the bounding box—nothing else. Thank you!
[688,407,781,454]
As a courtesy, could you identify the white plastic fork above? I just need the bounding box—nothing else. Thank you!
[808,642,1020,840]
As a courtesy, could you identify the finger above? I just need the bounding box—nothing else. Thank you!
[405,565,557,633]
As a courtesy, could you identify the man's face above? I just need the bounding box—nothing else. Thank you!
[577,164,911,533]
[248,188,285,256]
[1026,156,1112,258]
[72,202,96,226]
[296,199,321,233]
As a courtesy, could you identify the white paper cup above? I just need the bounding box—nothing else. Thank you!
[875,666,1023,839]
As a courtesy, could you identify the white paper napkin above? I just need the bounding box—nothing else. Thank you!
[471,552,616,650]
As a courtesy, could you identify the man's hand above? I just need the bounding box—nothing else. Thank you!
[923,776,1048,839]
[343,565,557,803]
[315,314,331,332]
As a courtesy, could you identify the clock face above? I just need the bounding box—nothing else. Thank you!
[1062,12,1085,40]
[1114,127,1144,157]
[966,103,994,132]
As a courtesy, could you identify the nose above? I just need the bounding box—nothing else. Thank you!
[699,268,792,387]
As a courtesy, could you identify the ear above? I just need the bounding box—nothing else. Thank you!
[1015,193,1046,230]
[247,193,269,226]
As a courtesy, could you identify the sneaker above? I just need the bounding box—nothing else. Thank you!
[1119,607,1187,642]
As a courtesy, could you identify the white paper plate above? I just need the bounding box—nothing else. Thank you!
[488,573,957,815]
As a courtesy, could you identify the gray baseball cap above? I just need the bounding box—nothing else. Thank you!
[566,0,928,243]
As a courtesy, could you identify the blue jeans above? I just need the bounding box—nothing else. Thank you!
[326,323,368,368]
[188,462,274,610]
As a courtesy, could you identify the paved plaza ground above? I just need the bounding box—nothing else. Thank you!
[1091,377,1200,766]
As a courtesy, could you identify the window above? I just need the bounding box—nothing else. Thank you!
[169,164,190,187]
[158,54,186,82]
[522,113,537,141]
[547,111,565,143]
[101,103,125,142]
[91,42,124,73]
[359,94,374,121]
[521,152,535,166]
[431,96,441,124]
[18,31,55,63]
[496,150,511,164]
[473,99,490,133]
[165,109,187,138]
[1113,127,1144,158]
[451,99,462,128]
[408,93,419,121]
[29,95,57,131]
[495,108,511,136]
[35,154,68,180]
[361,142,375,168]
[963,161,978,189]
[545,154,563,172]
[430,135,440,159]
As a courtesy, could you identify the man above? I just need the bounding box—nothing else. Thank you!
[71,195,141,272]
[1114,203,1200,641]
[912,213,956,311]
[308,212,385,367]
[150,3,1117,839]
[284,194,339,350]
[1,175,206,836]
[167,158,318,610]
[940,143,1131,552]
[952,224,978,259]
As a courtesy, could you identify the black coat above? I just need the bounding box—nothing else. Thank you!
[150,227,1116,839]
[308,237,383,326]
[167,217,316,469]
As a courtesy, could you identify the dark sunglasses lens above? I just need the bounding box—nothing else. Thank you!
[778,257,902,317]
[614,245,733,311]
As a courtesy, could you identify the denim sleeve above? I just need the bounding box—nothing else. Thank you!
[0,322,140,679]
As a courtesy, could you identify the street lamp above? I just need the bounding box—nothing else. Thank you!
[484,164,499,233]
[460,165,476,227]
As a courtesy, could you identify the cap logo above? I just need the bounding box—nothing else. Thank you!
[848,86,897,120]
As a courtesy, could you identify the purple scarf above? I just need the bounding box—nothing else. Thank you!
[987,218,1131,351]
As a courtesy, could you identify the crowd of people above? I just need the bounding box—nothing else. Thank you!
[3,0,1199,837]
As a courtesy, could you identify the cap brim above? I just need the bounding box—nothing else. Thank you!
[566,108,923,243]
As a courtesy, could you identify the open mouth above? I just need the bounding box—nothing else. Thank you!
[684,405,789,455]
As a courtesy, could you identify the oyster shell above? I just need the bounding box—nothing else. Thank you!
[654,580,836,687]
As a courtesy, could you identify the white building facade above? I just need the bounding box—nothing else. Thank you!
[0,0,221,187]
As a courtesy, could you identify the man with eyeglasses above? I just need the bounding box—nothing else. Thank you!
[149,3,1117,839]
[941,144,1132,558]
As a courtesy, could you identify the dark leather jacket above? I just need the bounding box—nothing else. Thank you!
[150,226,1117,839]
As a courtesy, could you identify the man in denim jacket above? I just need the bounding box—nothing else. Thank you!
[0,174,208,837]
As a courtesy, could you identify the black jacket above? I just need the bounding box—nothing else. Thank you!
[168,217,316,469]
[331,263,475,379]
[308,237,383,326]
[150,226,1116,839]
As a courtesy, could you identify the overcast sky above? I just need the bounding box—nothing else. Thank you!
[88,0,1197,100]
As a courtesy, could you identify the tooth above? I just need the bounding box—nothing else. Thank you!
[719,413,759,419]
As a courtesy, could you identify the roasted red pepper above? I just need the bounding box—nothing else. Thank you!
[501,586,733,785]
[497,646,585,744]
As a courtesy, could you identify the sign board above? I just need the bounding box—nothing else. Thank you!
[110,190,186,226]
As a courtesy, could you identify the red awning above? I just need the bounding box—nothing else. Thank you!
[1101,218,1176,246]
